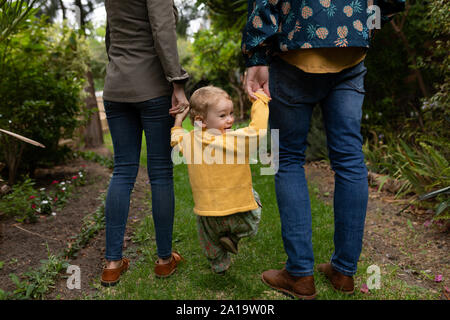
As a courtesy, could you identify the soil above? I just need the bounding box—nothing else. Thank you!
[305,161,449,299]
[0,155,448,300]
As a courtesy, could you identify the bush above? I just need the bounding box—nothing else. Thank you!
[0,178,37,223]
[0,17,90,184]
[363,134,449,220]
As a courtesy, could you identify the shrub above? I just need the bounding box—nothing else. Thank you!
[0,178,37,223]
[0,17,90,184]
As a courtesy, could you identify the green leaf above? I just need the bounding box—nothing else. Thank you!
[407,219,415,232]
[25,284,35,299]
[435,201,448,216]
[9,273,20,285]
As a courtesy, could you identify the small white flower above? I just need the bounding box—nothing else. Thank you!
[51,212,56,216]
[40,188,46,191]
[365,114,369,120]
[60,182,65,185]
[41,200,49,204]
[62,187,66,191]
[37,208,41,213]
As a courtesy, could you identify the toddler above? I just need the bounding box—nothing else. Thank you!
[171,86,270,274]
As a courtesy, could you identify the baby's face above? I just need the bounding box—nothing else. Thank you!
[202,98,234,134]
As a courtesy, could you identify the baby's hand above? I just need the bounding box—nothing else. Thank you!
[174,106,190,127]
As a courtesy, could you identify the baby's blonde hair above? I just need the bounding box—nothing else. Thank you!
[189,86,232,124]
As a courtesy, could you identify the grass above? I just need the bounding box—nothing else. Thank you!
[98,130,439,300]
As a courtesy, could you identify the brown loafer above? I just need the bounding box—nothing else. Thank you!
[219,236,238,254]
[261,268,317,300]
[317,263,355,294]
[101,257,129,287]
[154,251,184,278]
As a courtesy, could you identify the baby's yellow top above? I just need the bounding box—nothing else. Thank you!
[171,92,270,216]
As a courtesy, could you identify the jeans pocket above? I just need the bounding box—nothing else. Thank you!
[270,57,315,105]
[344,62,367,94]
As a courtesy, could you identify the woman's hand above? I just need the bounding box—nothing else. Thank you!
[170,82,189,117]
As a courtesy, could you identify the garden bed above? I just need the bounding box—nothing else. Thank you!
[0,149,114,298]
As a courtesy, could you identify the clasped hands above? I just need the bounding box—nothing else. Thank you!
[170,82,190,121]
[169,65,270,121]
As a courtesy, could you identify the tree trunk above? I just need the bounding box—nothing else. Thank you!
[83,70,104,148]
[390,17,429,98]
[59,0,67,20]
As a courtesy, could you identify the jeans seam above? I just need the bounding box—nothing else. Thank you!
[285,268,314,277]
[330,261,356,277]
[105,254,123,261]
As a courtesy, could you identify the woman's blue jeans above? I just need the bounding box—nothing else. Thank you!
[103,96,175,261]
[269,57,369,277]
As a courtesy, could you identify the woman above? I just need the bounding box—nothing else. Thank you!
[100,0,189,287]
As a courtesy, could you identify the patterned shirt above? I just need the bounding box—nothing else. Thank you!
[242,0,406,67]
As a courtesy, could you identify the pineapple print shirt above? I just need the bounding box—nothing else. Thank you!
[242,0,406,67]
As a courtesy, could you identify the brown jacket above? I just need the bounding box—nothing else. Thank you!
[103,0,188,103]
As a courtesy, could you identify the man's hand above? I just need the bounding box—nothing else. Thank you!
[170,82,189,117]
[244,66,270,100]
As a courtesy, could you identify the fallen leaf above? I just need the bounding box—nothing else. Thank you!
[360,283,369,294]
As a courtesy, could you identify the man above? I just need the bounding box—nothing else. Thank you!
[242,0,405,299]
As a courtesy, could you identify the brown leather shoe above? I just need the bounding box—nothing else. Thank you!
[101,257,129,287]
[261,268,317,300]
[219,236,238,254]
[154,251,184,278]
[317,263,355,294]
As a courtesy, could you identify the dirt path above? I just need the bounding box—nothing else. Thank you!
[0,148,150,300]
[305,161,449,299]
[46,166,151,300]
[0,158,111,294]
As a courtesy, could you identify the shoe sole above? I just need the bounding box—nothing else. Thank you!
[155,268,177,278]
[101,280,119,287]
[261,274,317,300]
[219,238,238,255]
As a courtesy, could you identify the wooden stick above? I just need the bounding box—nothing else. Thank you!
[12,223,60,242]
[0,129,45,148]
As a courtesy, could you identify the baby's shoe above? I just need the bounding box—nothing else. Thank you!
[219,236,238,254]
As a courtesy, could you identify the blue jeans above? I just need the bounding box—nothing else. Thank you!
[103,96,175,261]
[269,57,369,277]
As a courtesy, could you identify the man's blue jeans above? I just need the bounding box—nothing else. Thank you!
[103,96,175,261]
[269,57,369,277]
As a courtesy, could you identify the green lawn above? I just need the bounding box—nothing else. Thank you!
[98,130,439,300]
